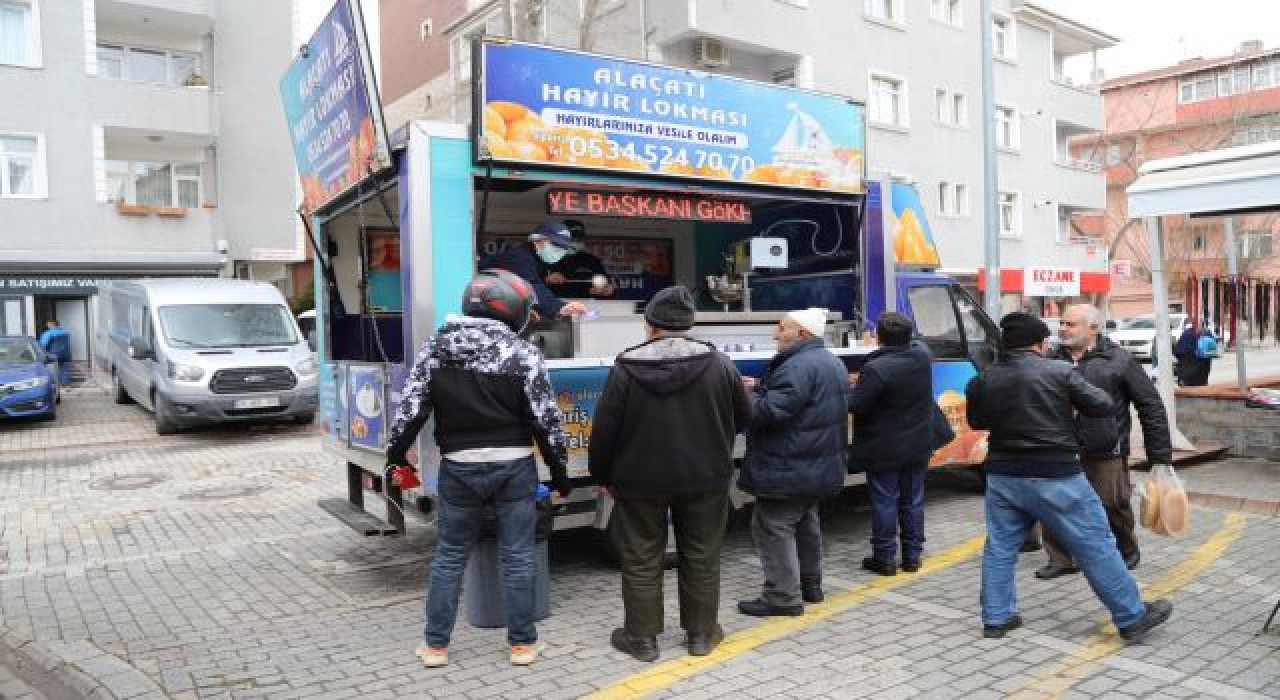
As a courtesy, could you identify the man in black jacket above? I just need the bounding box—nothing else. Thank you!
[966,312,1172,643]
[848,313,940,576]
[589,286,750,662]
[386,270,572,669]
[479,220,589,319]
[737,308,848,617]
[1037,304,1172,579]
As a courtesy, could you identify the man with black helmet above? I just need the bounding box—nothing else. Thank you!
[386,268,572,669]
[965,312,1172,644]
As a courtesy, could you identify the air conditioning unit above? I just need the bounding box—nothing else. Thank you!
[695,38,729,68]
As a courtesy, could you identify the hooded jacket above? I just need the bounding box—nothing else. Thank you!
[740,337,848,499]
[1053,336,1172,464]
[386,316,570,491]
[588,336,750,499]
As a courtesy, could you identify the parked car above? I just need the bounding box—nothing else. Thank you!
[99,279,319,434]
[0,335,60,420]
[1109,313,1188,361]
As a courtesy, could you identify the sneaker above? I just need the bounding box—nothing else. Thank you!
[861,556,897,577]
[982,615,1023,639]
[685,625,724,656]
[1119,599,1173,643]
[610,628,659,663]
[737,598,803,617]
[1034,564,1080,580]
[415,646,448,668]
[510,643,541,666]
[801,584,825,603]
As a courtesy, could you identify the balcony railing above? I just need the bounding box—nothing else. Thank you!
[1055,156,1103,173]
[1051,76,1100,95]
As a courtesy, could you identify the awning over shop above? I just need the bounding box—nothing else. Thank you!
[1128,141,1280,219]
[0,251,228,277]
[976,268,1110,293]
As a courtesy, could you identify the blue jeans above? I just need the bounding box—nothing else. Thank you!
[981,472,1146,628]
[866,462,928,562]
[425,456,538,647]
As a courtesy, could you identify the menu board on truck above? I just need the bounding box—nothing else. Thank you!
[280,0,390,213]
[476,39,866,194]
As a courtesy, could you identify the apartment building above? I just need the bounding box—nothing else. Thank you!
[1074,40,1280,319]
[379,0,1115,314]
[0,0,298,377]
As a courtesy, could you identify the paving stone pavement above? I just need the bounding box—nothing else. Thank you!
[1,391,1277,699]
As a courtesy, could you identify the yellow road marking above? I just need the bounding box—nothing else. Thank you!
[1010,512,1249,700]
[584,534,986,700]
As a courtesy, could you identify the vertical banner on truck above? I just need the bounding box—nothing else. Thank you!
[279,0,390,213]
[476,39,866,194]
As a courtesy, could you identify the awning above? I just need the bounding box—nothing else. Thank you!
[976,268,1110,294]
[0,251,228,277]
[1128,141,1280,218]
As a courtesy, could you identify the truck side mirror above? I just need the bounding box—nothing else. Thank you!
[128,336,153,360]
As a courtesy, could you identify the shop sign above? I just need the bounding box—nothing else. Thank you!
[279,0,390,214]
[546,188,751,223]
[1024,266,1081,297]
[476,39,865,194]
[0,277,110,294]
[1111,259,1133,278]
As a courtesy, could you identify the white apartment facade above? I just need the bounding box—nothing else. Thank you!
[0,0,299,376]
[385,0,1115,312]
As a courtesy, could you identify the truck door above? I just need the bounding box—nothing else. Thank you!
[901,281,1000,369]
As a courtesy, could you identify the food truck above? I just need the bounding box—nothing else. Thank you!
[281,4,1000,536]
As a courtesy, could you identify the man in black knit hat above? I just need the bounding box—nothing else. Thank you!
[589,285,751,662]
[965,312,1173,643]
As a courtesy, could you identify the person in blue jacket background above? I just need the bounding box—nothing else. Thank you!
[479,221,589,320]
[38,319,71,385]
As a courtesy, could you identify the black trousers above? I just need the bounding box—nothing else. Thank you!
[612,490,728,637]
[1044,457,1139,566]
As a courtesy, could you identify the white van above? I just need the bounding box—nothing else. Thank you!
[101,279,319,434]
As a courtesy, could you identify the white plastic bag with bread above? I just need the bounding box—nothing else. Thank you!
[1141,464,1189,536]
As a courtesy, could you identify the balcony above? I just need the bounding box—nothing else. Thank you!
[91,81,211,135]
[649,1,805,64]
[96,0,213,25]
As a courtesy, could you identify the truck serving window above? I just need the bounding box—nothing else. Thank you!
[906,285,966,360]
[158,304,298,349]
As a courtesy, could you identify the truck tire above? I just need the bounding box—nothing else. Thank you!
[112,371,132,405]
[154,394,179,435]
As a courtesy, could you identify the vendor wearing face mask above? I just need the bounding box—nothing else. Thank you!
[478,220,589,319]
[545,219,616,299]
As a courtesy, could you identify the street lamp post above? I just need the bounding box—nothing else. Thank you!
[980,0,1002,321]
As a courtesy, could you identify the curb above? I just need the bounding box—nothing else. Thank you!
[1186,490,1280,517]
[0,629,166,700]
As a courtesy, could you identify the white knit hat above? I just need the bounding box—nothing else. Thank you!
[786,308,828,338]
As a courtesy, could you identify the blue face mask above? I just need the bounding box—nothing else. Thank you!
[537,245,568,264]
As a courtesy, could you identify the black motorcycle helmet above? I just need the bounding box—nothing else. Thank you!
[463,268,536,333]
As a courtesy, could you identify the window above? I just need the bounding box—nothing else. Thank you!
[998,191,1020,237]
[1192,232,1206,252]
[96,43,201,85]
[1217,67,1249,97]
[935,89,966,126]
[995,105,1018,149]
[930,0,962,26]
[864,0,904,24]
[106,160,202,208]
[992,15,1015,60]
[0,0,39,67]
[1178,73,1218,103]
[937,181,968,216]
[0,133,43,197]
[1106,143,1124,166]
[1240,231,1274,258]
[907,285,966,359]
[952,284,999,367]
[869,73,907,127]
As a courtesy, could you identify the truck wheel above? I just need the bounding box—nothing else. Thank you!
[112,371,132,405]
[154,394,179,435]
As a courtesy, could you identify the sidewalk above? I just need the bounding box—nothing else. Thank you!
[1138,457,1280,517]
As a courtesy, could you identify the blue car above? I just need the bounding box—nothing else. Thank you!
[0,335,60,420]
